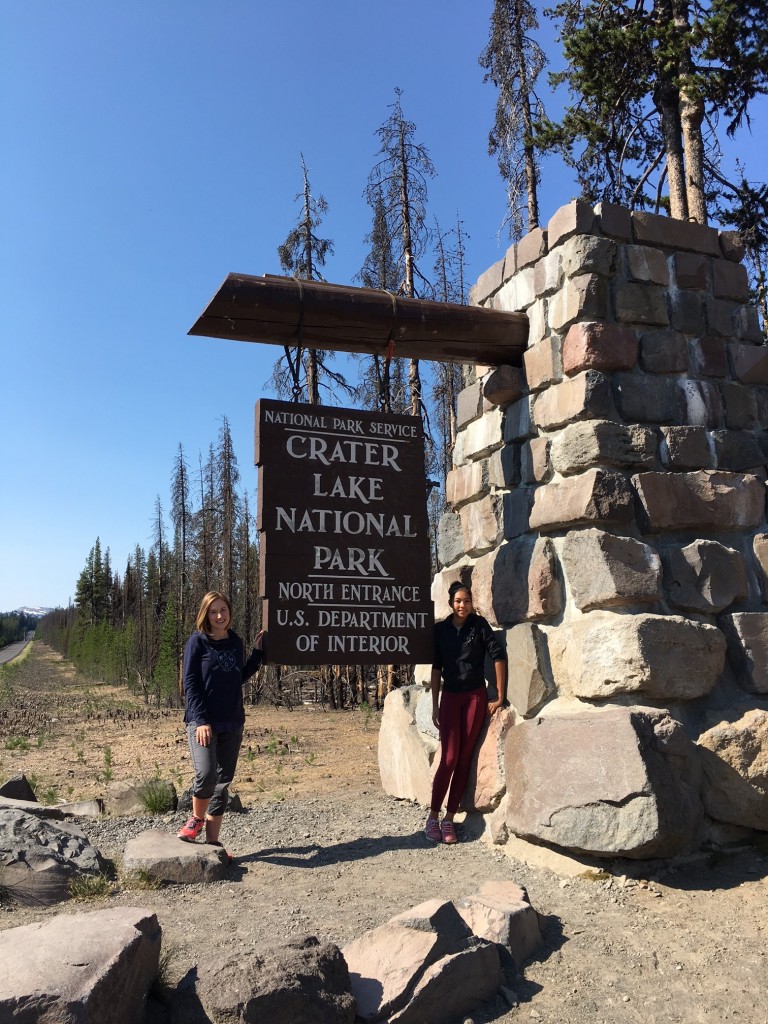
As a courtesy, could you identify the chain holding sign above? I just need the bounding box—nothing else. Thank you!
[255,401,434,666]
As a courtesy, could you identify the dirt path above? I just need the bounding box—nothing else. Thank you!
[2,644,767,1024]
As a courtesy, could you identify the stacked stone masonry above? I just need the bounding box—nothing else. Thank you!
[413,200,768,861]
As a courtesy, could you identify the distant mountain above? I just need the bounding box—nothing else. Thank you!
[15,606,52,617]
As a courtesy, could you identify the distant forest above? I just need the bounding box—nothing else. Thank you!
[0,611,37,649]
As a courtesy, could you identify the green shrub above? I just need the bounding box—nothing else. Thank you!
[4,735,29,752]
[136,779,175,815]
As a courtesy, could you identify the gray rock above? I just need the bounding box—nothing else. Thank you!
[505,622,554,717]
[632,470,765,533]
[0,774,37,802]
[121,828,230,883]
[550,419,657,475]
[719,612,768,694]
[613,373,681,423]
[198,935,356,1024]
[0,907,161,1023]
[343,898,501,1024]
[548,611,726,701]
[697,709,768,830]
[0,808,108,907]
[473,537,562,627]
[659,426,713,469]
[456,879,543,970]
[378,687,433,806]
[562,528,663,611]
[437,509,465,568]
[712,429,766,472]
[505,707,703,858]
[664,540,747,614]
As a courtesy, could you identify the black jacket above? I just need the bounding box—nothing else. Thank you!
[432,612,506,694]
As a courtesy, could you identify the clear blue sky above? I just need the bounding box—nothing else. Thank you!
[0,2,764,612]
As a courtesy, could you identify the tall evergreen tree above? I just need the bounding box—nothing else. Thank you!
[170,442,193,637]
[479,0,546,239]
[216,417,241,604]
[542,0,768,223]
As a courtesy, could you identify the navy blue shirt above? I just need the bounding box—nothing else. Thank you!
[182,629,262,731]
[433,612,506,694]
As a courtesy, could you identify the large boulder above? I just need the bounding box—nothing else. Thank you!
[122,828,230,883]
[697,709,768,831]
[455,880,543,971]
[378,686,433,806]
[0,808,108,907]
[0,907,161,1024]
[343,899,501,1024]
[472,536,563,626]
[548,611,726,700]
[197,935,356,1024]
[561,528,663,611]
[504,707,703,858]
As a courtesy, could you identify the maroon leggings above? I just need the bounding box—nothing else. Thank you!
[430,687,488,815]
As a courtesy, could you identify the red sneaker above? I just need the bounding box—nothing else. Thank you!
[425,816,442,843]
[441,820,458,845]
[177,815,205,842]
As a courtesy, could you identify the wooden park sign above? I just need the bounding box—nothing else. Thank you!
[192,272,528,666]
[256,399,434,665]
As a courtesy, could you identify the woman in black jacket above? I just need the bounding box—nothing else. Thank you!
[426,581,507,845]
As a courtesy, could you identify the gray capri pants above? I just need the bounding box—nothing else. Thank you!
[187,723,243,817]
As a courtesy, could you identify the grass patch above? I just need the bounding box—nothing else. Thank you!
[4,735,30,752]
[151,942,181,1002]
[68,872,114,901]
[120,868,164,891]
[136,778,175,814]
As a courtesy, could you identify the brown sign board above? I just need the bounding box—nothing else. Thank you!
[255,399,434,665]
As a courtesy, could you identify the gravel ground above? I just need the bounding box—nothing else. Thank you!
[3,645,768,1023]
[4,794,768,1024]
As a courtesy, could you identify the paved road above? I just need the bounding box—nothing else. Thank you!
[0,639,28,666]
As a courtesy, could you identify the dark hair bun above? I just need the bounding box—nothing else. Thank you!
[448,581,471,600]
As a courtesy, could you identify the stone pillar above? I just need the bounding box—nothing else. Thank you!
[434,201,768,858]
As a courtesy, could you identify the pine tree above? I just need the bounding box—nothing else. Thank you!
[542,0,768,223]
[217,417,241,604]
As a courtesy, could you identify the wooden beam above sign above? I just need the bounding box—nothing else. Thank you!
[189,273,528,366]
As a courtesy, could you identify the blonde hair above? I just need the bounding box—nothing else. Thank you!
[195,591,232,634]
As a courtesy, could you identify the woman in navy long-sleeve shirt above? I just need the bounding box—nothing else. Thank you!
[177,591,263,850]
